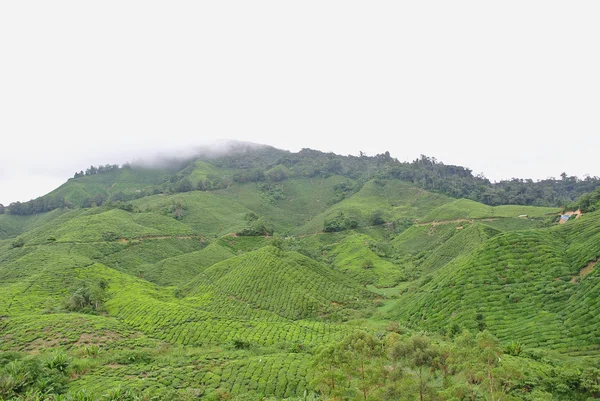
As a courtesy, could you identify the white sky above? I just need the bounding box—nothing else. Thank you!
[1,1,599,205]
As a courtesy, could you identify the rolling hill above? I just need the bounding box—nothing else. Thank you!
[1,144,599,400]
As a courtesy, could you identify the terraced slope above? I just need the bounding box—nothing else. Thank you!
[0,239,363,399]
[420,198,560,222]
[2,154,598,399]
[186,246,373,320]
[324,233,402,287]
[391,211,600,355]
[0,209,71,240]
[46,166,171,206]
[296,179,451,235]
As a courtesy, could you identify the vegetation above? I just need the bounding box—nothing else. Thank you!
[5,145,599,216]
[569,186,600,213]
[1,143,600,399]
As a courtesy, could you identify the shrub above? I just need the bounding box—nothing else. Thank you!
[11,238,25,248]
[369,210,385,225]
[362,259,374,269]
[505,340,523,356]
[231,338,251,350]
[45,352,71,373]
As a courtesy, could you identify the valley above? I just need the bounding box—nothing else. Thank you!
[1,145,599,400]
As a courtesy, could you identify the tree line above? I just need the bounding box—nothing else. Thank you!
[213,148,600,207]
[4,148,600,216]
[311,328,600,400]
[73,164,120,178]
[5,196,68,216]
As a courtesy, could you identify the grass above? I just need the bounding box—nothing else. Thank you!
[216,176,352,235]
[187,160,232,183]
[0,313,136,352]
[142,241,234,286]
[393,222,461,256]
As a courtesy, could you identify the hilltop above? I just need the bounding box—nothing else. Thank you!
[0,143,599,400]
[3,142,599,217]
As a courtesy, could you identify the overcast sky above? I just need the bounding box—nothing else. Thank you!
[1,1,599,205]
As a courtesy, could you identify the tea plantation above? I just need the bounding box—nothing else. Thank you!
[1,146,599,400]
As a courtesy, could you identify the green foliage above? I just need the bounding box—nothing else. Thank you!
[571,186,600,213]
[163,200,186,220]
[323,211,359,232]
[231,338,251,350]
[236,218,274,236]
[1,144,600,400]
[392,211,600,356]
[369,209,385,225]
[45,352,71,373]
[11,238,25,249]
[62,280,108,314]
[505,340,523,356]
[265,165,290,182]
[0,353,69,399]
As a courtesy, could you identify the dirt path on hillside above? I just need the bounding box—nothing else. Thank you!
[22,234,207,247]
[414,218,499,227]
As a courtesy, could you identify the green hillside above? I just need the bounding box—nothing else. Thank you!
[296,179,450,235]
[390,211,600,356]
[48,166,171,206]
[1,144,600,400]
[421,198,560,222]
[185,246,373,320]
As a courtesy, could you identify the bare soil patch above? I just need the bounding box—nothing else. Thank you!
[571,258,598,283]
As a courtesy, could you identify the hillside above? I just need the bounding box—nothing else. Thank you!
[1,144,600,400]
[390,211,600,356]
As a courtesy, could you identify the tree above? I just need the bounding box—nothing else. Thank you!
[63,280,108,313]
[337,331,384,401]
[450,330,484,400]
[176,178,193,193]
[312,343,350,401]
[369,210,385,225]
[389,335,441,401]
[312,331,384,401]
[85,165,98,176]
[476,331,523,401]
[580,367,600,398]
[476,313,487,331]
[266,165,289,182]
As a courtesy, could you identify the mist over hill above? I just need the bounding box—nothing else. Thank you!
[1,142,600,400]
[3,142,599,217]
